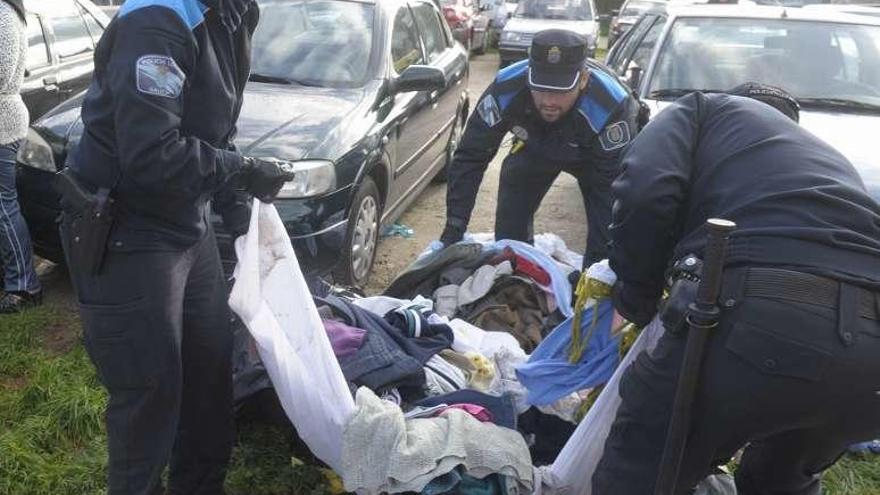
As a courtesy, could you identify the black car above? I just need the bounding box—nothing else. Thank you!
[21,0,109,121]
[16,0,470,286]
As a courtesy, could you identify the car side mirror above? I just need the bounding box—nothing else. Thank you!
[627,66,643,91]
[391,65,446,93]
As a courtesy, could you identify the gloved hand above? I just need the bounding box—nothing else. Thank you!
[240,157,295,203]
[439,222,465,247]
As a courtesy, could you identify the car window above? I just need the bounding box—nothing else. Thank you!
[514,0,592,21]
[649,18,880,106]
[250,0,374,87]
[25,14,51,70]
[412,4,447,62]
[625,16,664,75]
[49,7,95,59]
[77,3,105,45]
[611,15,657,73]
[435,10,453,47]
[391,7,424,73]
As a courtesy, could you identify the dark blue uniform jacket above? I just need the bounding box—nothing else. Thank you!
[610,92,880,325]
[446,60,640,243]
[70,0,257,250]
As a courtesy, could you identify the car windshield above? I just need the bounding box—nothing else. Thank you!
[514,0,593,21]
[621,1,662,18]
[648,18,880,110]
[250,0,374,88]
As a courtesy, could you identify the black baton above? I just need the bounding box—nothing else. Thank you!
[654,218,736,495]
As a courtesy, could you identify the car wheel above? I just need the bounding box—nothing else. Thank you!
[334,177,381,287]
[434,108,464,183]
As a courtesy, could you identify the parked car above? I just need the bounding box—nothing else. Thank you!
[16,0,470,286]
[499,0,599,67]
[440,0,490,53]
[606,5,880,199]
[20,0,109,122]
[608,0,667,46]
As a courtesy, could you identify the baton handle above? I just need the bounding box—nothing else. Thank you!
[694,219,736,313]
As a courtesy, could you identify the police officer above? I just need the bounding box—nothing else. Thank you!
[59,1,293,494]
[593,84,880,494]
[441,29,641,266]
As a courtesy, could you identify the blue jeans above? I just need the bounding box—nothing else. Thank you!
[0,140,40,293]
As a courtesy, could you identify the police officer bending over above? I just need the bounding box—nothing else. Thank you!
[58,0,293,493]
[441,30,641,266]
[593,84,880,494]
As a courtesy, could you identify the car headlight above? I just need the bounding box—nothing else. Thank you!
[501,31,522,43]
[17,128,56,172]
[276,159,337,199]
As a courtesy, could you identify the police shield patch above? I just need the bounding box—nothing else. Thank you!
[477,95,502,127]
[599,121,632,151]
[136,55,185,99]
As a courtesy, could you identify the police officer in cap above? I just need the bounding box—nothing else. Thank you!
[593,83,880,494]
[441,29,641,266]
[59,0,293,493]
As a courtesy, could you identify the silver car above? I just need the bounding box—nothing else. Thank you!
[498,0,599,66]
[606,4,880,199]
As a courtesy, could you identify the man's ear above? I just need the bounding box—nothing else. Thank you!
[579,69,590,91]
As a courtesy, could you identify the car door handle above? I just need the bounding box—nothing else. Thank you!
[43,76,59,91]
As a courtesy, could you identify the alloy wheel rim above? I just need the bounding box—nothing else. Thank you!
[351,195,378,281]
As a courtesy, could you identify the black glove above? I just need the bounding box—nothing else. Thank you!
[240,157,295,203]
[439,222,465,247]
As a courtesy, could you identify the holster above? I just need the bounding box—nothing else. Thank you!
[659,255,703,334]
[55,169,115,276]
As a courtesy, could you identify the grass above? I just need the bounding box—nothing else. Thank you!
[1,305,879,494]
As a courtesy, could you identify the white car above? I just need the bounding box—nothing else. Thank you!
[605,4,880,199]
[499,0,599,66]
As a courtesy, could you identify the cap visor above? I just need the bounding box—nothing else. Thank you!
[528,67,580,92]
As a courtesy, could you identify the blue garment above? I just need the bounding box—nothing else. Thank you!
[412,390,518,430]
[422,467,505,495]
[516,299,619,406]
[0,141,39,293]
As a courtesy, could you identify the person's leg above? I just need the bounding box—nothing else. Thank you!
[495,152,562,243]
[62,215,192,495]
[593,283,879,495]
[167,232,234,494]
[566,163,613,267]
[0,140,41,310]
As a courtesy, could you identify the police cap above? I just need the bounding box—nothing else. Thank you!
[529,29,589,92]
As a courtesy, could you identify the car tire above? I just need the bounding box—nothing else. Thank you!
[333,176,381,287]
[434,107,465,183]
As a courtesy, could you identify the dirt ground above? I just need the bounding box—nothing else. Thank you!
[365,52,587,294]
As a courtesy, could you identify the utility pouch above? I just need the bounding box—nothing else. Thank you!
[659,255,703,335]
[55,169,116,276]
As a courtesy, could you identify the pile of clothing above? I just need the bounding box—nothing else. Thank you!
[229,202,661,495]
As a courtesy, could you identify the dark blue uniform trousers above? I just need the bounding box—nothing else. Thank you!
[495,151,613,266]
[592,268,880,494]
[62,218,233,495]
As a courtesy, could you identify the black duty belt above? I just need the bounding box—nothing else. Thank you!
[745,267,879,321]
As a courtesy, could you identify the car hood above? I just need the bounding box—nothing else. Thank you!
[234,83,368,160]
[503,17,598,37]
[648,99,880,201]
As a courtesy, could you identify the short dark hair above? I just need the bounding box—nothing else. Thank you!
[726,82,800,122]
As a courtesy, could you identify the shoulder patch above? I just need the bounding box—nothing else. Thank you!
[496,59,529,84]
[136,55,185,98]
[477,94,502,127]
[578,69,630,133]
[598,121,632,151]
[119,0,208,30]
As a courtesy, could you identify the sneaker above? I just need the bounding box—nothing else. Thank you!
[0,290,43,314]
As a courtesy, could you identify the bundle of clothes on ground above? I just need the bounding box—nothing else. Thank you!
[229,202,735,495]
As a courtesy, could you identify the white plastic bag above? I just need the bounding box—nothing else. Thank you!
[543,317,666,495]
[228,200,355,472]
